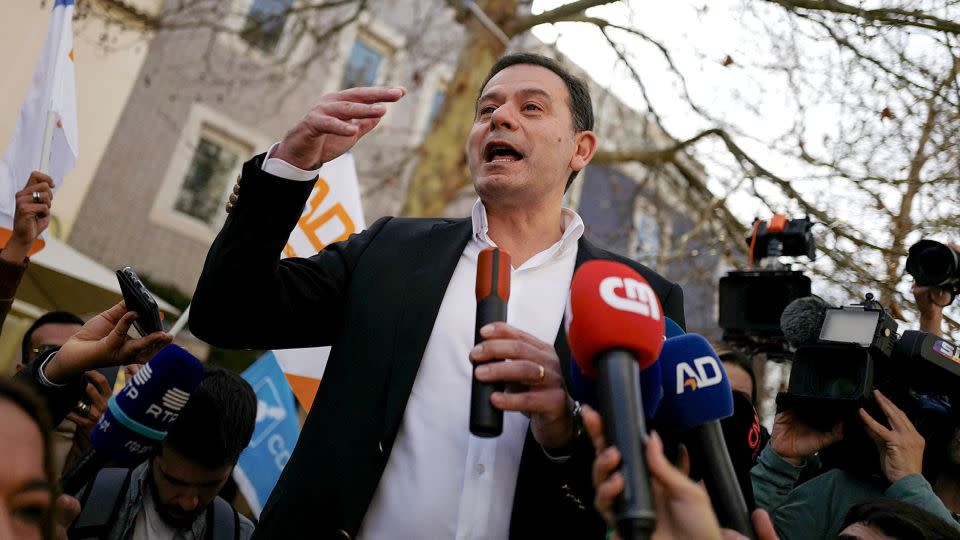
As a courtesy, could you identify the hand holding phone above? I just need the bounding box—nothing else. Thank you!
[116,266,163,335]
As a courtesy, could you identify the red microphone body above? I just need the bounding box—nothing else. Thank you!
[567,261,666,540]
[471,247,511,437]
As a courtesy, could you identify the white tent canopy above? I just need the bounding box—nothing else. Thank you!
[14,237,181,319]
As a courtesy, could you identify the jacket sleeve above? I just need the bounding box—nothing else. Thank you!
[0,255,27,336]
[12,348,86,425]
[190,154,392,350]
[886,474,960,531]
[750,444,810,512]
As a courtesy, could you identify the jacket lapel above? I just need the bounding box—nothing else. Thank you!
[383,218,473,442]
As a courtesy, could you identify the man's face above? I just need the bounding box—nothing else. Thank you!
[26,322,81,365]
[0,400,51,540]
[149,444,232,529]
[467,64,590,206]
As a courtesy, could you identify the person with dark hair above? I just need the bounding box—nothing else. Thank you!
[20,311,85,369]
[838,498,960,540]
[0,378,81,540]
[68,366,256,540]
[191,51,685,538]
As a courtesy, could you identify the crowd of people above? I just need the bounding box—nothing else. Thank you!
[0,51,958,540]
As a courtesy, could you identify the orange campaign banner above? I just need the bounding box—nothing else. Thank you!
[274,151,365,412]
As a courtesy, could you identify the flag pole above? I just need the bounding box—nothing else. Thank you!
[38,111,57,174]
[169,304,191,338]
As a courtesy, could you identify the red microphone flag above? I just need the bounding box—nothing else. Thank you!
[567,260,665,377]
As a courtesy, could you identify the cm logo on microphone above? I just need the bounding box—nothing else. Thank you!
[676,356,723,394]
[598,277,661,320]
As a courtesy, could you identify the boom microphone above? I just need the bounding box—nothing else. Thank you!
[656,334,754,538]
[568,260,665,540]
[60,345,204,495]
[780,296,830,349]
[471,247,511,437]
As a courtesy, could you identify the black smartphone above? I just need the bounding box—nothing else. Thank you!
[116,266,163,336]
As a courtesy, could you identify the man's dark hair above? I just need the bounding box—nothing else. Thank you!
[839,498,960,540]
[21,311,84,364]
[164,366,256,468]
[479,52,594,192]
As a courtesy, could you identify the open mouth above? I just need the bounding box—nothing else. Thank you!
[484,142,523,163]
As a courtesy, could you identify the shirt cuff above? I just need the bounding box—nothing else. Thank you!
[262,142,322,181]
[886,473,933,499]
[38,352,68,388]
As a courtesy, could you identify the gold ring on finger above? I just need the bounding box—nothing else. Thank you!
[537,364,545,384]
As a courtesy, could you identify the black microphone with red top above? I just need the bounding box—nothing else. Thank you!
[471,247,511,437]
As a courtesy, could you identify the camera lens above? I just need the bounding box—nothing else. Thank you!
[906,240,959,287]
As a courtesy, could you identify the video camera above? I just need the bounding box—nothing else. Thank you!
[718,215,814,355]
[906,239,960,302]
[777,291,960,430]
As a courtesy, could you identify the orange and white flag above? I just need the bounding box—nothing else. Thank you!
[0,0,78,254]
[275,152,365,411]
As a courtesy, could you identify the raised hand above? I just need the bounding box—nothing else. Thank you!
[2,171,55,263]
[272,86,406,170]
[770,410,843,466]
[860,390,925,484]
[43,302,172,384]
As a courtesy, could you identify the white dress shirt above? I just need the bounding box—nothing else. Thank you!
[261,146,584,540]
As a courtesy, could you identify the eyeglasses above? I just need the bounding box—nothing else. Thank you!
[30,344,60,358]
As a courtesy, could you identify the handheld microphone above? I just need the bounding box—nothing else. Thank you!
[568,261,665,540]
[656,334,754,538]
[471,247,511,437]
[568,316,684,419]
[60,345,205,495]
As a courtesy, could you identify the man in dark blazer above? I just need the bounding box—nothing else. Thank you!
[191,53,685,539]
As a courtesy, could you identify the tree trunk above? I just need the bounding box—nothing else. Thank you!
[399,0,516,217]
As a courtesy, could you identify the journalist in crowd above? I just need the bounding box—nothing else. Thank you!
[751,282,960,539]
[66,366,256,540]
[191,52,685,538]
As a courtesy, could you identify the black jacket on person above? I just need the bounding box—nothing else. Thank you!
[190,155,686,540]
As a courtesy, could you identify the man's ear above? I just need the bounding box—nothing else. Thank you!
[570,130,597,174]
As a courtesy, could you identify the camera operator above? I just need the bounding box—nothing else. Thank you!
[751,390,960,539]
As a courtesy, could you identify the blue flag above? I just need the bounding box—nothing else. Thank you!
[232,352,300,517]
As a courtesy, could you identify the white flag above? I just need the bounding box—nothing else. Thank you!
[274,152,365,411]
[0,0,78,248]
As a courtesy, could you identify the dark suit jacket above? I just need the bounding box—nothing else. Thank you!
[191,155,686,539]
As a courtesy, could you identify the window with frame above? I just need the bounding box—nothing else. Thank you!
[241,0,293,53]
[632,211,662,268]
[341,39,384,89]
[174,133,246,226]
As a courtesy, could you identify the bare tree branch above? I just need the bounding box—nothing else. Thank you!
[764,0,960,36]
[506,0,618,36]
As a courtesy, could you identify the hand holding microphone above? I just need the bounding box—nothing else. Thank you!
[60,344,204,495]
[470,247,577,449]
[567,260,666,540]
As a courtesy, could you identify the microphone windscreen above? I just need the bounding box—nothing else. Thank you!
[664,316,685,339]
[655,334,734,431]
[476,247,511,301]
[90,345,204,465]
[781,296,829,348]
[567,261,665,377]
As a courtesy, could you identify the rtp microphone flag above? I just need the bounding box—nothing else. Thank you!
[274,151,365,411]
[0,0,78,254]
[233,351,301,518]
